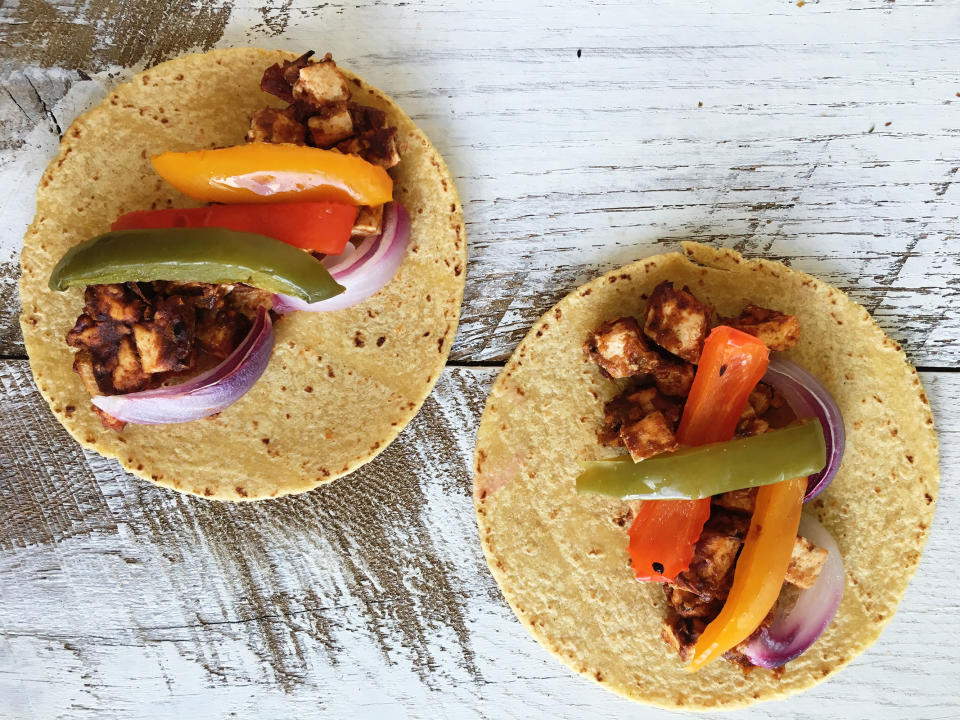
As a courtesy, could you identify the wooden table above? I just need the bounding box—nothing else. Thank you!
[1,1,958,717]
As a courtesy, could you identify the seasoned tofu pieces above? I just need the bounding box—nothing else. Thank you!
[260,50,317,104]
[712,487,757,514]
[786,535,829,589]
[72,352,100,397]
[307,102,354,148]
[351,204,384,239]
[723,304,801,351]
[112,337,149,392]
[585,316,661,379]
[87,283,144,323]
[620,411,678,461]
[643,281,712,363]
[662,615,707,662]
[598,386,681,446]
[337,128,401,169]
[293,57,352,105]
[652,360,695,397]
[67,282,258,429]
[254,52,403,169]
[246,107,306,145]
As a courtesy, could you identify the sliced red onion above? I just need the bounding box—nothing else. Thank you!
[763,359,846,501]
[741,513,845,668]
[273,202,410,313]
[92,306,274,424]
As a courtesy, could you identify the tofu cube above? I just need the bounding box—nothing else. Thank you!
[307,102,354,148]
[643,282,712,363]
[724,304,801,351]
[293,59,351,105]
[246,107,306,145]
[619,410,679,461]
[585,316,662,379]
[785,536,829,589]
[351,204,384,239]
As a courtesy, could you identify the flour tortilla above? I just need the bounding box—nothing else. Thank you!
[473,243,938,709]
[20,48,465,500]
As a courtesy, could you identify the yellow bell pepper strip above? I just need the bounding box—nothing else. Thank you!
[686,475,807,671]
[576,419,825,500]
[627,326,770,582]
[152,143,394,207]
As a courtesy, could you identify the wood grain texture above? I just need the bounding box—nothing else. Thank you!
[1,0,959,717]
[0,364,957,719]
[1,0,959,366]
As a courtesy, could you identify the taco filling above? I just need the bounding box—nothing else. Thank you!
[579,281,846,672]
[51,52,412,431]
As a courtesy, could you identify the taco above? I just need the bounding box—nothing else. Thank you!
[473,243,937,709]
[19,48,465,500]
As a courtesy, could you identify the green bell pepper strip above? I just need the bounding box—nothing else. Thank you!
[48,228,345,304]
[576,419,826,501]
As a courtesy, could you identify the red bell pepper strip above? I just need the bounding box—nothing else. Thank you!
[628,326,770,582]
[111,202,358,255]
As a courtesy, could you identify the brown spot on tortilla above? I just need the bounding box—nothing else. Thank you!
[235,486,248,497]
[203,487,213,496]
[262,438,270,444]
[377,336,386,347]
[925,493,934,504]
[906,455,914,464]
[65,405,75,416]
[327,367,335,378]
[354,332,366,347]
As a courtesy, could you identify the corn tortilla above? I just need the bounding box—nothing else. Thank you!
[473,243,938,709]
[20,48,465,500]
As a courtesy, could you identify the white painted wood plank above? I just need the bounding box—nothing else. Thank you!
[1,0,958,364]
[0,365,957,718]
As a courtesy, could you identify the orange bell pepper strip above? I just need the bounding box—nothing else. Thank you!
[112,202,358,255]
[151,143,394,207]
[686,475,807,671]
[628,326,770,582]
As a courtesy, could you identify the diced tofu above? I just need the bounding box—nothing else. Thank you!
[599,387,680,446]
[736,416,770,437]
[674,533,742,597]
[351,204,384,239]
[86,284,143,323]
[111,337,148,392]
[785,536,829,589]
[663,585,720,618]
[349,103,388,133]
[337,128,401,168]
[133,323,168,373]
[196,309,250,359]
[724,304,801,351]
[661,614,707,662]
[712,487,757,514]
[619,410,678,461]
[748,383,773,416]
[307,102,354,147]
[652,360,695,397]
[134,296,195,373]
[66,313,130,360]
[260,51,316,104]
[246,107,306,145]
[72,352,102,396]
[292,59,351,105]
[643,281,712,363]
[585,317,662,379]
